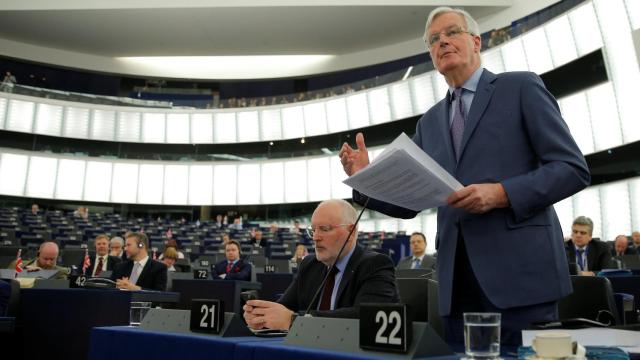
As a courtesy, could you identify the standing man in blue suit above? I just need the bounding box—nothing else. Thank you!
[339,7,590,351]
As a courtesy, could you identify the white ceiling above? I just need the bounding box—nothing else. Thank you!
[0,0,515,78]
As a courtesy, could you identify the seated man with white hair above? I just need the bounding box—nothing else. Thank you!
[9,241,70,280]
[243,199,399,330]
[109,236,126,260]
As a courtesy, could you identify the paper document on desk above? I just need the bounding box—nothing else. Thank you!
[343,133,462,212]
[522,328,640,348]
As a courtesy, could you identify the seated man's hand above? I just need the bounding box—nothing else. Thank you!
[116,277,141,290]
[243,300,293,330]
[25,265,41,272]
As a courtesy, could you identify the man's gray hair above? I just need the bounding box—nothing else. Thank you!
[424,6,481,43]
[318,199,358,226]
[110,236,124,246]
[572,216,594,235]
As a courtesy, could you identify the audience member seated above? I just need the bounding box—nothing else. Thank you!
[211,240,251,281]
[611,234,634,257]
[83,234,122,277]
[214,214,225,228]
[221,233,231,246]
[396,232,437,271]
[565,216,613,276]
[229,217,243,230]
[291,243,309,264]
[157,239,185,260]
[250,229,267,248]
[109,236,126,260]
[243,199,399,330]
[73,206,89,220]
[111,232,167,291]
[632,231,640,254]
[30,203,40,216]
[9,241,69,279]
[162,247,178,272]
[291,220,310,243]
[268,223,281,242]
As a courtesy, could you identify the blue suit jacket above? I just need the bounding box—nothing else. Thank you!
[211,258,251,281]
[355,70,590,316]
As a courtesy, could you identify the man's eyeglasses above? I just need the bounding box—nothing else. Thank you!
[426,26,472,47]
[306,224,351,237]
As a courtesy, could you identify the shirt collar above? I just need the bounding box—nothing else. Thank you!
[136,255,149,268]
[448,67,484,101]
[334,243,356,274]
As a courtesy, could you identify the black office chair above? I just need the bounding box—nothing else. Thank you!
[557,275,621,326]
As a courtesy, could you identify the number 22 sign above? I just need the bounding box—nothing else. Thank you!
[359,303,412,353]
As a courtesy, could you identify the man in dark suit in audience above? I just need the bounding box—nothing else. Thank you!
[565,216,613,276]
[632,231,640,255]
[82,234,121,277]
[396,232,437,271]
[211,240,251,281]
[243,199,399,330]
[611,234,634,257]
[111,232,167,291]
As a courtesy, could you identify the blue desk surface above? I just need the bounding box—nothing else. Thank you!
[89,326,459,360]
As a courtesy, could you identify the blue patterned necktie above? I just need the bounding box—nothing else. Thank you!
[412,258,421,269]
[576,249,585,271]
[451,87,465,160]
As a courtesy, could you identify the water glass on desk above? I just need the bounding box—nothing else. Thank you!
[464,312,501,358]
[129,301,151,326]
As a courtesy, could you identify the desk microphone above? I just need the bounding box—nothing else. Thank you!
[303,197,370,316]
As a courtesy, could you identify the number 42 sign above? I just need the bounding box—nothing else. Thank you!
[359,303,412,353]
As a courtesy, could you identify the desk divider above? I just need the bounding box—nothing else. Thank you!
[141,308,253,337]
[285,316,453,359]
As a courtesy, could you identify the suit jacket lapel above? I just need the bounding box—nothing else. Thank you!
[458,70,496,161]
[335,246,364,306]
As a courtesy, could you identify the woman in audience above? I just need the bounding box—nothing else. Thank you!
[291,243,308,264]
[162,247,178,272]
[158,239,185,260]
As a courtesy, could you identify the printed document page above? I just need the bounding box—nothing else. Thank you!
[343,133,462,211]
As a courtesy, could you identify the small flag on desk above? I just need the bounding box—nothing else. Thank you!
[82,248,91,274]
[15,249,23,277]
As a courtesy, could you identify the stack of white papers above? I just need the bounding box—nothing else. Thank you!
[343,133,462,211]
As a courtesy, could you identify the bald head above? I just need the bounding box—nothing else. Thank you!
[37,242,59,269]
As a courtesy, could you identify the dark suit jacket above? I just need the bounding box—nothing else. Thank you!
[354,69,590,316]
[81,255,121,277]
[610,247,635,257]
[565,240,613,272]
[396,254,437,270]
[278,245,399,318]
[211,258,251,281]
[111,258,167,291]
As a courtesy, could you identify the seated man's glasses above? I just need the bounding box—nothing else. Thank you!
[306,224,351,238]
